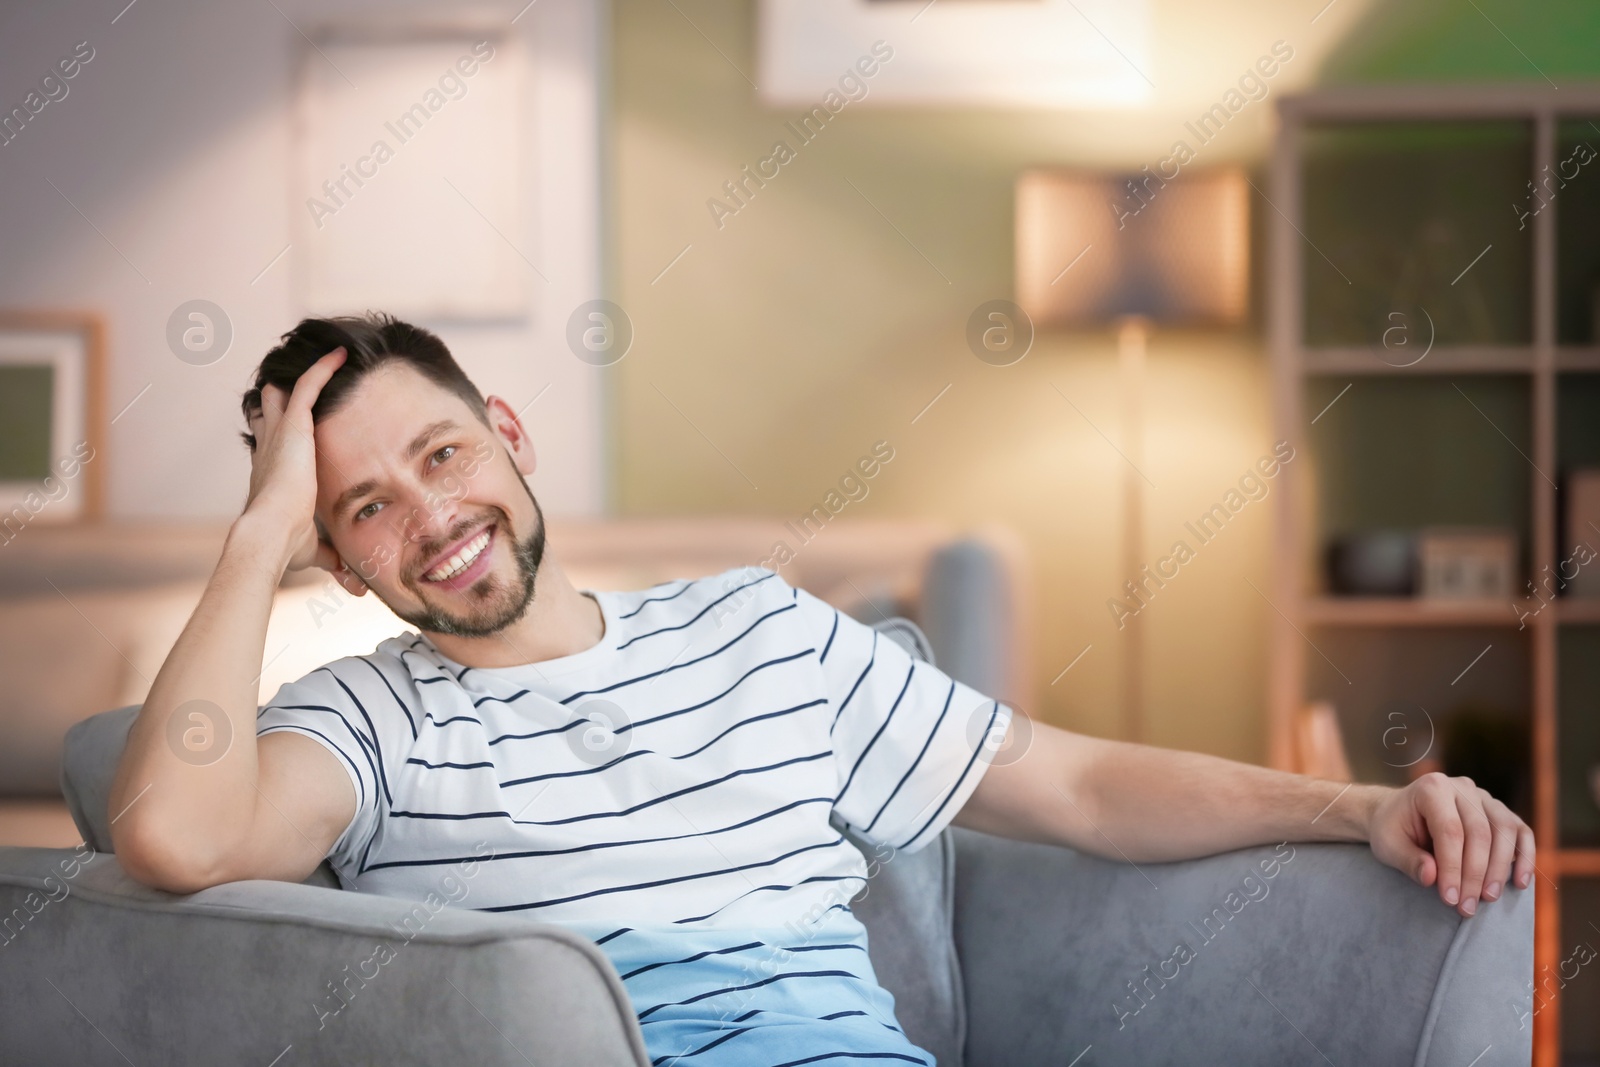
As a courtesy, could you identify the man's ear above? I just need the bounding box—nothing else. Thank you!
[311,520,368,598]
[322,547,370,598]
[484,395,537,477]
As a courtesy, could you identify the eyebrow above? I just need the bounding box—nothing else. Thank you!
[330,419,462,524]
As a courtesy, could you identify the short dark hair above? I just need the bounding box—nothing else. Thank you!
[239,312,487,452]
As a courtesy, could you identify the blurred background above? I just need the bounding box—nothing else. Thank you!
[2,0,1598,1061]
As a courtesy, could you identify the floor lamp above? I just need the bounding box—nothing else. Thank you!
[1015,168,1250,743]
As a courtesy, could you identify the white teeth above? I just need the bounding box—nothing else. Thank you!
[424,529,491,581]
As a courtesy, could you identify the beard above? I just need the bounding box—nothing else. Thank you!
[391,487,546,639]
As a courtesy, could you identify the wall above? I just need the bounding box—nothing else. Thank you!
[609,0,1376,759]
[0,0,605,520]
[1319,0,1600,84]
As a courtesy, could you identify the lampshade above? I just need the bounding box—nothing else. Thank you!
[1015,168,1249,327]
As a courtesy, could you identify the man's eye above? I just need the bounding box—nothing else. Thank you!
[431,445,457,466]
[356,501,383,521]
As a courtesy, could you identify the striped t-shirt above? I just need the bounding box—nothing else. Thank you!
[257,565,1012,1065]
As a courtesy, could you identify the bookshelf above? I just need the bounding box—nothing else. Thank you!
[1268,86,1600,1067]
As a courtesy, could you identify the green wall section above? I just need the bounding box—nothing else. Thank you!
[1320,0,1600,84]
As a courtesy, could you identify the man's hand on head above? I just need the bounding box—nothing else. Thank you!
[243,346,347,574]
[1365,771,1534,918]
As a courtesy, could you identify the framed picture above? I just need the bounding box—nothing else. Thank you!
[293,24,530,321]
[0,312,104,531]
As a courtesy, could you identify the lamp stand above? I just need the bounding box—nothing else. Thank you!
[1118,316,1149,744]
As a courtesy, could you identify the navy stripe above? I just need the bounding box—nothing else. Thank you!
[426,713,484,729]
[834,661,915,806]
[645,698,825,757]
[403,639,473,685]
[604,653,816,736]
[830,631,878,734]
[389,750,832,826]
[487,716,587,747]
[473,688,531,708]
[558,601,798,703]
[496,699,826,788]
[357,658,419,741]
[480,835,846,913]
[316,668,395,809]
[820,609,841,663]
[674,1006,878,1028]
[897,700,1002,851]
[772,1053,929,1067]
[862,680,955,836]
[405,757,493,770]
[636,968,863,1021]
[619,578,696,619]
[357,824,380,875]
[363,798,834,873]
[620,939,764,981]
[617,570,777,651]
[650,1025,753,1064]
[672,874,863,925]
[478,652,814,751]
[401,639,473,684]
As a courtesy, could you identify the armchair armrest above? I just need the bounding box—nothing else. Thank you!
[951,829,1532,1067]
[0,846,649,1067]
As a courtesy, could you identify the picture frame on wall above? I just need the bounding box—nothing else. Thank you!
[0,312,104,534]
[293,24,530,322]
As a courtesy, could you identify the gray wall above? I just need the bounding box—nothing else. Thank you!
[0,0,606,520]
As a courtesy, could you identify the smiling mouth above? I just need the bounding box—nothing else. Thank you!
[422,525,494,583]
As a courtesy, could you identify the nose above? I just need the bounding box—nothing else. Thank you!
[399,487,466,547]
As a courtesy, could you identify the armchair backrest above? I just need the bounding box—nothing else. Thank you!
[61,706,342,889]
[60,705,139,855]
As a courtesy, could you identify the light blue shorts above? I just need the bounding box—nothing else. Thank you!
[557,907,936,1067]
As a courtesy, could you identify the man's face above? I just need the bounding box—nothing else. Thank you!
[311,362,544,638]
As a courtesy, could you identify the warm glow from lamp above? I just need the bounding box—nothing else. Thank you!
[1015,168,1250,743]
[1016,168,1249,327]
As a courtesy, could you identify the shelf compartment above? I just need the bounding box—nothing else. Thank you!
[1555,118,1600,346]
[1306,376,1535,588]
[1558,373,1600,473]
[1301,120,1534,348]
[1559,626,1600,849]
[1558,878,1600,1062]
[1304,625,1531,816]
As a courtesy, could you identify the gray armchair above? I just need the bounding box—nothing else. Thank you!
[0,611,1533,1066]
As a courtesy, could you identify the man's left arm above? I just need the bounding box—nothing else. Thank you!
[950,718,1535,918]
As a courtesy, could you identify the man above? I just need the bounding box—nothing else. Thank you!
[111,313,1534,1066]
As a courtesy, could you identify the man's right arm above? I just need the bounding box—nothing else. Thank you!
[109,348,357,893]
